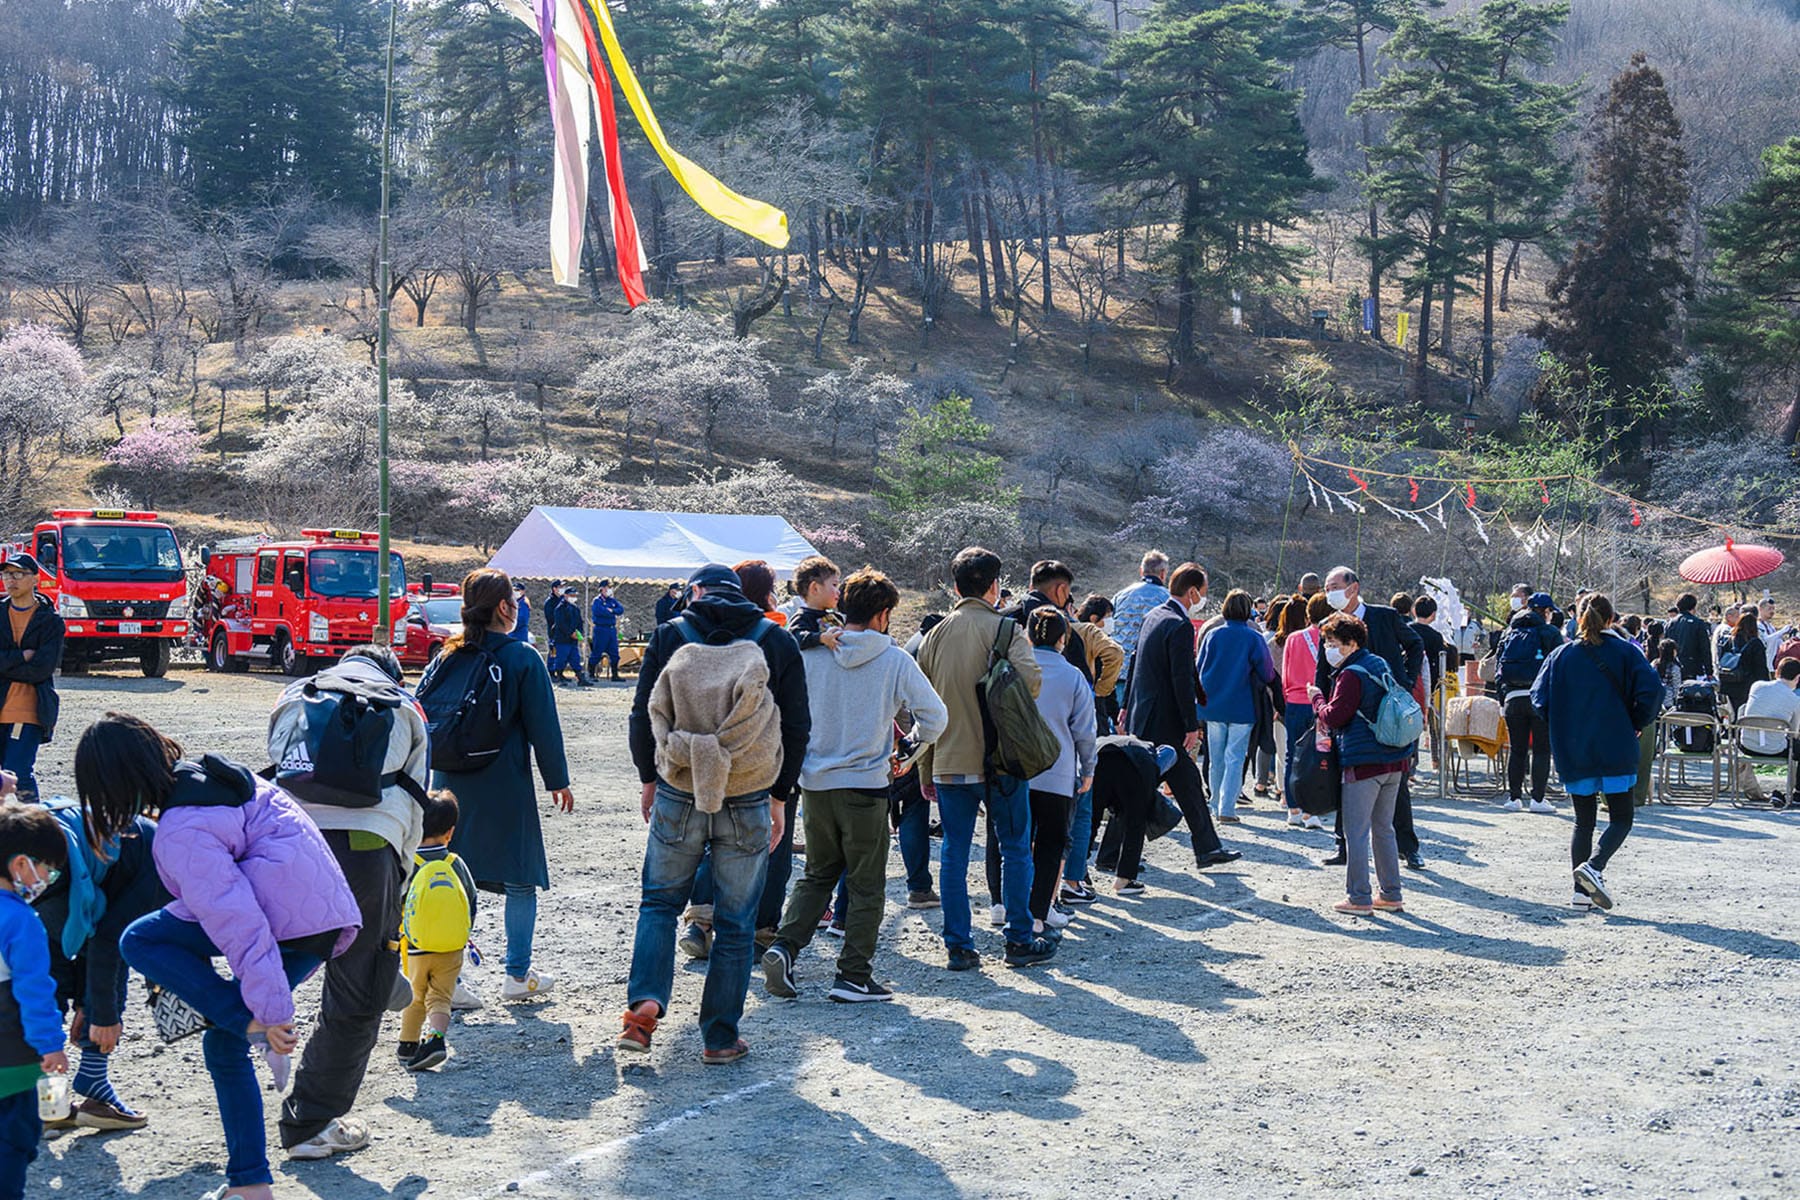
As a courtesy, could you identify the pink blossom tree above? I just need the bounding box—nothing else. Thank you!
[102,415,203,507]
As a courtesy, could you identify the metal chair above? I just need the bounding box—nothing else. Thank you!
[1728,714,1799,810]
[1654,711,1724,806]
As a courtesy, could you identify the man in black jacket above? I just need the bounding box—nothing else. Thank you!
[627,564,812,962]
[1315,566,1428,869]
[0,554,65,803]
[1668,593,1712,680]
[543,583,592,686]
[1122,562,1240,869]
[1004,559,1090,681]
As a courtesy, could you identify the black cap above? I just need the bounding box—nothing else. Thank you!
[548,579,566,591]
[688,563,740,590]
[598,579,613,589]
[0,554,40,576]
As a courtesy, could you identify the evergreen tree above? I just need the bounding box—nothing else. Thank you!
[1351,11,1500,402]
[1544,53,1690,445]
[1085,0,1314,365]
[415,0,549,220]
[171,0,380,208]
[1296,0,1429,346]
[1701,137,1800,443]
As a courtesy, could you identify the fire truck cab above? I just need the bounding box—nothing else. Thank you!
[5,510,189,677]
[199,529,409,675]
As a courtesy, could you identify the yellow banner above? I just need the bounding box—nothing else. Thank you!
[1395,312,1410,348]
[579,0,789,250]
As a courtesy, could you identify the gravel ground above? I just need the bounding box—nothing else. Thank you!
[28,669,1800,1200]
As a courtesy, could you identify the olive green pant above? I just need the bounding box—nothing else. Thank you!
[774,787,890,984]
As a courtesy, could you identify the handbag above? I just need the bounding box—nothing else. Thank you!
[1287,723,1343,815]
[146,983,211,1044]
[1146,791,1184,841]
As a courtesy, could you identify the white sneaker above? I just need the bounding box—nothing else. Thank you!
[1286,810,1303,828]
[988,903,1006,928]
[1573,863,1613,911]
[450,980,485,1012]
[1044,906,1072,929]
[1499,797,1524,812]
[1303,814,1325,831]
[1529,799,1555,814]
[502,969,555,1001]
[1569,892,1592,909]
[287,1117,370,1161]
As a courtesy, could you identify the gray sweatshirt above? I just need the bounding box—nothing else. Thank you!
[799,628,948,793]
[1030,646,1098,798]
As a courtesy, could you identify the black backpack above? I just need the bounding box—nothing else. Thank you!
[1673,680,1717,754]
[1497,624,1549,686]
[416,645,509,773]
[270,674,426,808]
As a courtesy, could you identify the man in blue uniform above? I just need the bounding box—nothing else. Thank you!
[588,580,626,682]
[545,582,592,686]
[510,581,533,643]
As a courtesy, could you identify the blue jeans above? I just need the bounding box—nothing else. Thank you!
[1206,722,1254,817]
[0,1090,36,1200]
[0,723,41,802]
[896,791,932,893]
[690,792,794,931]
[504,884,536,978]
[626,784,770,1051]
[937,777,1032,950]
[1283,702,1314,805]
[1063,785,1094,883]
[121,910,322,1188]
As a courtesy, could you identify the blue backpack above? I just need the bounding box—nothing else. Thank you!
[1348,661,1425,750]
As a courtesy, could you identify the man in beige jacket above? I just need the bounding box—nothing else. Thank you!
[916,547,1055,970]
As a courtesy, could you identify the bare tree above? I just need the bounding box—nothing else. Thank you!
[799,358,910,479]
[3,214,113,347]
[440,205,536,335]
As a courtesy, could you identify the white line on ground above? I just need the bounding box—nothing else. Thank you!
[466,1023,906,1198]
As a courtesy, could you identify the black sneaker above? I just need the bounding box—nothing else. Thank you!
[1003,937,1057,968]
[1404,852,1427,871]
[827,976,895,1003]
[396,1040,418,1064]
[1321,852,1348,866]
[1059,883,1096,905]
[946,947,982,972]
[408,1033,447,1072]
[761,944,798,998]
[1197,849,1243,868]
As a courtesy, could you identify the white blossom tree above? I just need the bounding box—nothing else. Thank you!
[1117,428,1290,560]
[0,323,91,514]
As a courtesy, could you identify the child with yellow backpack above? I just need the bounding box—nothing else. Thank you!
[398,791,476,1072]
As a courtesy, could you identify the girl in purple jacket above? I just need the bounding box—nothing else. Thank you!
[77,714,359,1200]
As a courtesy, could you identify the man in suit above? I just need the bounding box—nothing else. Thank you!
[1121,562,1241,870]
[1315,566,1428,869]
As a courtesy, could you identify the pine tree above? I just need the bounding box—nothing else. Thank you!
[1543,53,1690,445]
[1085,0,1314,366]
[1700,137,1800,443]
[171,0,380,208]
[1352,12,1502,402]
[414,0,549,220]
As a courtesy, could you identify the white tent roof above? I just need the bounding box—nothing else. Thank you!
[486,507,820,584]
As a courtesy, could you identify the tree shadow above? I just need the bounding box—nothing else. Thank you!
[1599,914,1799,960]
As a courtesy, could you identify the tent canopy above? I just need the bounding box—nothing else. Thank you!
[486,507,820,584]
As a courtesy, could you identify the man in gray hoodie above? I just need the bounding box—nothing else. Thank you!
[762,568,947,1003]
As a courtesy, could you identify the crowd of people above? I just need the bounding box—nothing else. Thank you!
[0,543,1781,1197]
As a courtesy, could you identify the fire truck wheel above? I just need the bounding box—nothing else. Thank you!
[276,634,308,677]
[140,640,171,679]
[209,630,246,674]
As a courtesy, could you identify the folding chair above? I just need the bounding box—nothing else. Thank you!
[1729,714,1799,810]
[1655,710,1724,807]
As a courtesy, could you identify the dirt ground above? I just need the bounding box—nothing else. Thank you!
[27,668,1800,1200]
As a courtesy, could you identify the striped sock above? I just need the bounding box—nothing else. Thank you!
[72,1047,131,1113]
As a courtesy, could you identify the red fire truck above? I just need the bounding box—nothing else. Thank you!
[198,529,409,675]
[3,510,190,677]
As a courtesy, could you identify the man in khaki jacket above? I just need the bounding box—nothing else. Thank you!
[917,547,1055,970]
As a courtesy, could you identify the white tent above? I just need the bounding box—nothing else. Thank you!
[486,507,820,584]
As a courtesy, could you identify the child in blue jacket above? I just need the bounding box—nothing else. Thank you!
[0,801,70,1199]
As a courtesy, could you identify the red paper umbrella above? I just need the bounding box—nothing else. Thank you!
[1677,539,1786,585]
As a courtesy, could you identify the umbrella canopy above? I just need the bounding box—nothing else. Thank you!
[1677,539,1786,586]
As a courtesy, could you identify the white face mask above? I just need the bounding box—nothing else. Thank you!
[1326,588,1350,612]
[1101,617,1115,634]
[1509,596,1525,612]
[1324,644,1347,667]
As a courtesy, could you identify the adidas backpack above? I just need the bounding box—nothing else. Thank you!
[269,670,425,808]
[403,853,473,953]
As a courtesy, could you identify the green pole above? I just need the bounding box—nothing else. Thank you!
[375,0,397,633]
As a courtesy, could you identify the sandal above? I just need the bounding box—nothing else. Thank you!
[617,1007,657,1054]
[701,1039,750,1065]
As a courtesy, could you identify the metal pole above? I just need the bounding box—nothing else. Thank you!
[375,0,398,631]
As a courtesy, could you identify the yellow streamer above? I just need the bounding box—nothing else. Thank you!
[580,0,789,250]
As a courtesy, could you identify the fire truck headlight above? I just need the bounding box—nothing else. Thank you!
[308,613,329,644]
[166,597,188,620]
[57,595,87,619]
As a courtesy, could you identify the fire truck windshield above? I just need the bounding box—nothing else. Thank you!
[59,525,184,583]
[307,549,405,599]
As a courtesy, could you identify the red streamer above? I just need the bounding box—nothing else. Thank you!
[1408,478,1419,503]
[1347,470,1368,492]
[1539,479,1550,505]
[1465,483,1477,509]
[1630,503,1642,528]
[570,0,648,307]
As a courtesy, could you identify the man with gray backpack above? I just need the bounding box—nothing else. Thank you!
[916,547,1056,970]
[266,644,429,1162]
